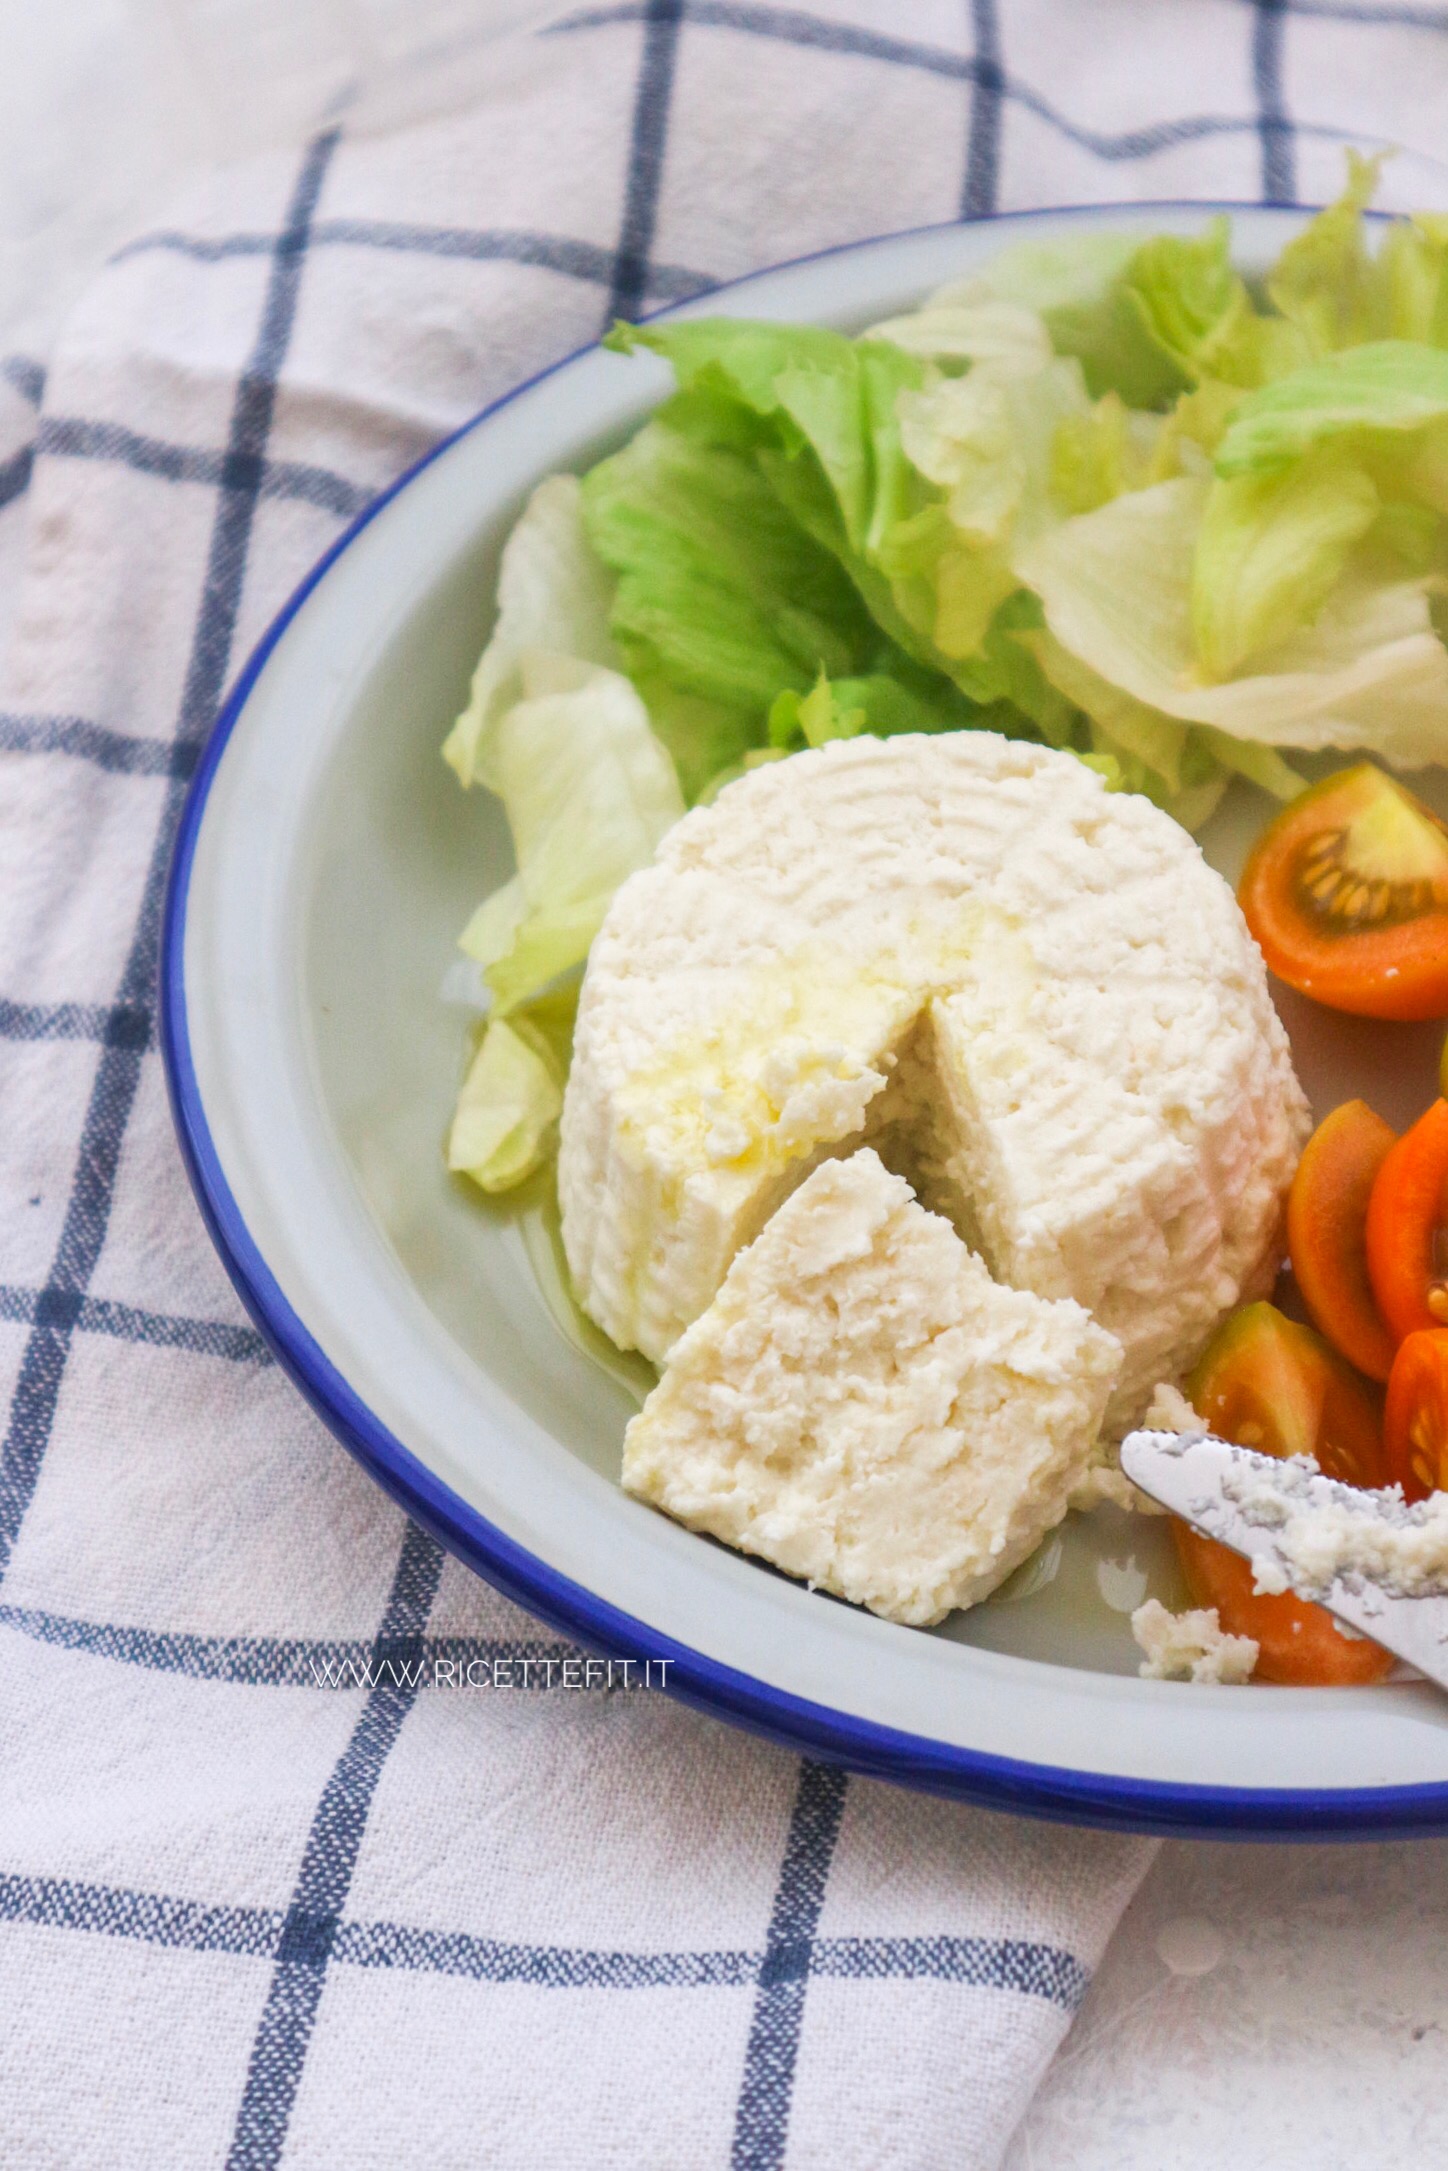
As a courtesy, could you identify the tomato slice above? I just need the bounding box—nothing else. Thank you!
[1187,1301,1387,1487]
[1239,764,1448,1021]
[1385,1330,1448,1503]
[1172,1524,1395,1686]
[1171,1302,1393,1685]
[1365,1099,1448,1343]
[1286,1099,1398,1381]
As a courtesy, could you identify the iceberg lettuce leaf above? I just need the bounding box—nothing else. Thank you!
[767,666,973,750]
[1258,156,1448,361]
[897,352,1092,546]
[1266,150,1388,356]
[1378,212,1448,346]
[1121,218,1268,388]
[950,591,1077,742]
[457,659,684,1013]
[600,314,1064,748]
[768,671,866,749]
[443,475,616,788]
[1020,621,1305,822]
[1050,390,1166,512]
[1085,721,1229,831]
[1191,454,1380,678]
[447,989,576,1194]
[1019,624,1190,791]
[1192,724,1306,800]
[1215,340,1448,479]
[864,297,1054,372]
[892,351,1099,667]
[751,440,944,668]
[605,318,927,561]
[859,340,932,558]
[582,416,874,714]
[1014,475,1448,766]
[625,676,760,805]
[925,234,1186,407]
[607,317,852,426]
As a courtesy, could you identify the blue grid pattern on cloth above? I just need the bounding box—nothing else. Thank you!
[1,3,1444,2163]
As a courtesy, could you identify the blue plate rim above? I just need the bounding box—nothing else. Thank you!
[160,200,1448,1841]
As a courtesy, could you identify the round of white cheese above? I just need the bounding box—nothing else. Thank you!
[558,731,1309,1433]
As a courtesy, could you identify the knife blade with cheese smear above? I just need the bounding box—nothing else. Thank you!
[1120,1429,1448,1693]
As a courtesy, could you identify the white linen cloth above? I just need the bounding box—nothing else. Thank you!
[2,4,1447,2165]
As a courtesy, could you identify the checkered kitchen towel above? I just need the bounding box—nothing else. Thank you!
[3,3,1447,2164]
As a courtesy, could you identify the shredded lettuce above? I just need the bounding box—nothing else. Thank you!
[922,235,1185,409]
[767,666,971,750]
[443,476,684,1023]
[1266,150,1388,356]
[891,347,1096,662]
[1191,454,1380,677]
[443,475,616,787]
[588,318,1005,762]
[1214,339,1448,484]
[580,412,877,790]
[863,296,1053,373]
[604,318,927,565]
[448,988,576,1194]
[1016,476,1448,766]
[455,656,684,1012]
[1121,219,1260,387]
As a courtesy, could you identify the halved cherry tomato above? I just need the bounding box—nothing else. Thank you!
[1188,1302,1387,1487]
[1365,1099,1448,1342]
[1173,1524,1394,1686]
[1287,1099,1398,1381]
[1385,1330,1448,1502]
[1239,764,1448,1020]
[1171,1302,1393,1685]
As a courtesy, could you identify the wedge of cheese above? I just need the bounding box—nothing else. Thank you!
[622,1150,1122,1625]
[560,731,1308,1436]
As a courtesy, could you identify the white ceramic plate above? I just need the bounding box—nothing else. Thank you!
[162,205,1448,1837]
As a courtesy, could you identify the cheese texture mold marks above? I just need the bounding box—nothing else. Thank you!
[559,730,1310,1440]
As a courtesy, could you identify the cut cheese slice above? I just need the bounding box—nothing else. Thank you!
[560,731,1309,1434]
[622,1150,1123,1625]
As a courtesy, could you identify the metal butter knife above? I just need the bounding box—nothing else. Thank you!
[1120,1428,1448,1691]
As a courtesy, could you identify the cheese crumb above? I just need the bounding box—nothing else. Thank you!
[1070,1381,1200,1514]
[622,1149,1122,1626]
[1221,1458,1448,1601]
[1131,1598,1259,1684]
[1144,1382,1207,1436]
